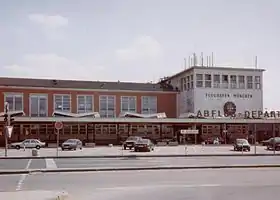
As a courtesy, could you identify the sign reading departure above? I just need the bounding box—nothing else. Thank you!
[196,110,280,119]
[196,101,280,118]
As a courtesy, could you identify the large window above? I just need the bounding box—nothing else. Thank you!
[196,74,203,88]
[204,74,212,88]
[255,76,261,89]
[246,76,253,89]
[222,75,229,88]
[54,94,71,112]
[99,95,116,118]
[213,74,220,88]
[141,96,157,114]
[4,93,23,111]
[30,94,48,117]
[230,75,237,89]
[238,75,245,89]
[77,95,93,113]
[121,96,136,113]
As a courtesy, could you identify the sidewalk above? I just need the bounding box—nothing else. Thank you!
[0,145,277,158]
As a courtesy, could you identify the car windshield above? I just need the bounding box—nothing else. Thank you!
[236,139,248,144]
[65,139,76,143]
[138,139,149,144]
[127,136,140,141]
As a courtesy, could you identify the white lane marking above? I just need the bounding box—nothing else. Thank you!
[16,159,32,191]
[96,183,221,191]
[45,159,58,169]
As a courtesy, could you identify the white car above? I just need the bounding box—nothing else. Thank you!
[10,139,46,150]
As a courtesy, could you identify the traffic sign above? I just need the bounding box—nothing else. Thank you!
[55,121,63,130]
[5,126,13,138]
[180,129,199,135]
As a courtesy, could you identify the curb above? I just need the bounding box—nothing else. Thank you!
[1,164,280,175]
[0,153,279,159]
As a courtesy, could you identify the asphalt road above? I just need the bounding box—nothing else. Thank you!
[0,156,280,171]
[1,168,280,199]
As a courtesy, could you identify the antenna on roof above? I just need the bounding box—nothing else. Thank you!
[201,52,204,66]
[255,56,258,69]
[211,52,214,67]
[188,55,191,68]
[184,57,187,69]
[193,53,197,66]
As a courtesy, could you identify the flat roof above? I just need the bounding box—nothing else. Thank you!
[161,66,266,83]
[4,117,280,124]
[0,77,177,92]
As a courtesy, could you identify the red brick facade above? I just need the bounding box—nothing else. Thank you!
[0,87,178,118]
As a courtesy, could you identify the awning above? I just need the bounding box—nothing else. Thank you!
[119,112,167,119]
[52,111,100,118]
[0,110,25,117]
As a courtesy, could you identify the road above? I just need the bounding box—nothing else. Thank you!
[0,168,279,199]
[0,156,280,171]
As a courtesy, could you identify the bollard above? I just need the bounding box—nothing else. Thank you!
[241,144,244,155]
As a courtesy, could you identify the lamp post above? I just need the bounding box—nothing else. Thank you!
[4,102,9,157]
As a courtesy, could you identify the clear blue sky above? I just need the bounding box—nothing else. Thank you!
[0,0,279,108]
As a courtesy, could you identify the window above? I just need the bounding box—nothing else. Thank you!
[222,75,228,88]
[255,76,261,89]
[121,96,136,113]
[246,76,253,89]
[213,74,220,88]
[190,75,194,89]
[77,95,93,113]
[204,74,212,88]
[183,78,187,91]
[230,75,237,89]
[30,94,48,117]
[4,93,23,111]
[54,94,71,112]
[180,78,184,91]
[99,95,116,118]
[141,96,157,114]
[186,76,190,90]
[196,74,203,88]
[238,75,245,89]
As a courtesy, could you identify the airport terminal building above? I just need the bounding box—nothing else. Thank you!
[0,63,278,146]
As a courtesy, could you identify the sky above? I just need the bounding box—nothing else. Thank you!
[0,0,279,108]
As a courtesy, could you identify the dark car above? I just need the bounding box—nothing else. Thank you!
[233,139,250,151]
[123,136,142,150]
[61,139,83,151]
[267,137,280,151]
[134,139,155,152]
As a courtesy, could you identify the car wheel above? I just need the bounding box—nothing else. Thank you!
[129,147,132,150]
[80,147,82,150]
[16,145,20,150]
[74,148,76,151]
[123,146,126,150]
[61,148,64,151]
[36,145,41,150]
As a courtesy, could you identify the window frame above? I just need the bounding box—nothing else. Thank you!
[76,94,94,113]
[120,96,137,113]
[141,96,157,114]
[53,94,72,113]
[4,92,24,111]
[99,95,116,118]
[29,94,48,117]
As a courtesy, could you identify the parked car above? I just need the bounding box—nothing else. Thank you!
[10,139,46,150]
[266,137,280,151]
[123,136,142,150]
[233,139,250,151]
[134,139,155,152]
[261,138,275,146]
[61,139,83,151]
